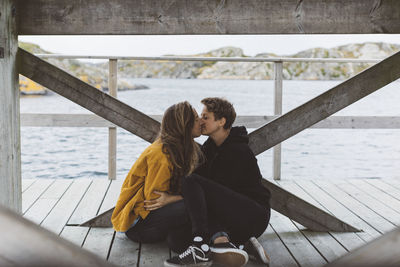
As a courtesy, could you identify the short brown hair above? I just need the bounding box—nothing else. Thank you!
[201,97,236,129]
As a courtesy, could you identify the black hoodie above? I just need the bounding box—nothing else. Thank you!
[196,126,271,208]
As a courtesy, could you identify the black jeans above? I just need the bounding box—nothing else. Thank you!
[125,199,191,250]
[179,173,270,246]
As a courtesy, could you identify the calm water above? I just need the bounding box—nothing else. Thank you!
[20,79,400,180]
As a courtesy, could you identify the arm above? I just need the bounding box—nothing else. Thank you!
[144,191,183,211]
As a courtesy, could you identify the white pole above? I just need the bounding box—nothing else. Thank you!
[273,62,283,180]
[108,59,117,180]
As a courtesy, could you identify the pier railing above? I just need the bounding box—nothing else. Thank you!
[21,55,399,180]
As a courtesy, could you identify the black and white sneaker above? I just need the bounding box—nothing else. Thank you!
[164,237,212,267]
[210,242,248,267]
[243,237,270,266]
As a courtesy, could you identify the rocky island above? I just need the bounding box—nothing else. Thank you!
[19,41,399,95]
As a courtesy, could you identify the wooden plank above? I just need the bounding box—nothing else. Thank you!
[326,227,400,267]
[61,179,116,248]
[16,0,400,34]
[24,179,72,224]
[261,179,359,232]
[335,182,400,228]
[270,210,327,266]
[68,179,111,225]
[20,114,400,129]
[0,206,116,267]
[256,225,299,267]
[248,51,400,156]
[18,48,160,144]
[279,180,365,252]
[0,0,21,213]
[22,179,37,192]
[294,180,378,244]
[82,228,115,260]
[108,232,139,266]
[60,226,90,247]
[22,179,54,214]
[313,180,394,236]
[139,242,170,267]
[365,179,400,202]
[80,179,123,227]
[349,179,400,215]
[41,179,92,235]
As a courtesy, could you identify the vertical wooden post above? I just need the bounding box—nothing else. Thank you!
[273,62,283,180]
[0,0,21,212]
[108,59,117,180]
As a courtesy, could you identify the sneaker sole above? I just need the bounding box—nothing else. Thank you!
[249,237,270,265]
[210,249,248,267]
[164,260,213,267]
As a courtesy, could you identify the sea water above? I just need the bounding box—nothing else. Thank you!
[19,79,400,180]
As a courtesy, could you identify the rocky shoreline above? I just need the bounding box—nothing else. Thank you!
[19,42,399,95]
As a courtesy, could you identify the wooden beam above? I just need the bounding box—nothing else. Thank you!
[249,51,400,156]
[16,0,400,35]
[20,114,400,129]
[18,49,358,232]
[0,0,21,213]
[326,227,400,267]
[261,179,359,232]
[0,205,116,266]
[18,48,160,143]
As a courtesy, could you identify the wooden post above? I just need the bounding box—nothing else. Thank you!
[0,206,116,266]
[108,59,117,180]
[273,62,283,180]
[0,0,21,213]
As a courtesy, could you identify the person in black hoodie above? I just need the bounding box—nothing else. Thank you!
[164,98,271,267]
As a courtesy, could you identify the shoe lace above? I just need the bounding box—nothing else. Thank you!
[178,246,206,262]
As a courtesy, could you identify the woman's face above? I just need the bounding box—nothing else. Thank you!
[191,109,202,138]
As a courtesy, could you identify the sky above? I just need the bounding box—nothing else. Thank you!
[19,34,400,59]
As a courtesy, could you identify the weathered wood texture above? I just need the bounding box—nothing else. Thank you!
[0,0,21,213]
[326,227,400,267]
[262,179,359,232]
[20,114,400,129]
[273,62,283,180]
[249,51,400,156]
[108,59,117,180]
[18,49,160,143]
[18,50,358,232]
[16,0,400,34]
[0,205,116,267]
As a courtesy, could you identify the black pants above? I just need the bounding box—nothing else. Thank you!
[125,199,191,251]
[178,173,270,246]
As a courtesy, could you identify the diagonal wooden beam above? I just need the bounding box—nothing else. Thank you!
[326,227,400,267]
[19,48,358,232]
[0,205,116,266]
[18,48,160,144]
[249,50,400,155]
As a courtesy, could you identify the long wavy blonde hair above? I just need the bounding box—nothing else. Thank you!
[159,101,203,194]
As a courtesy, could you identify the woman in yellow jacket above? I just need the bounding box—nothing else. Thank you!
[111,101,202,247]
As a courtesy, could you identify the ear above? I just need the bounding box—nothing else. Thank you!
[218,117,226,128]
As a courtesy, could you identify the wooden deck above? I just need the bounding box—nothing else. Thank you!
[21,177,400,267]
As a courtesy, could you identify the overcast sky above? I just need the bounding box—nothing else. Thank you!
[19,34,400,58]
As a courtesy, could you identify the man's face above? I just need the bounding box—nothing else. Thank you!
[191,109,202,138]
[200,106,225,136]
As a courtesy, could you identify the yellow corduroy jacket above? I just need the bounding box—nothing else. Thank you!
[111,140,172,232]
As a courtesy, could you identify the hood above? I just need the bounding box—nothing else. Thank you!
[203,126,249,149]
[224,126,249,145]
